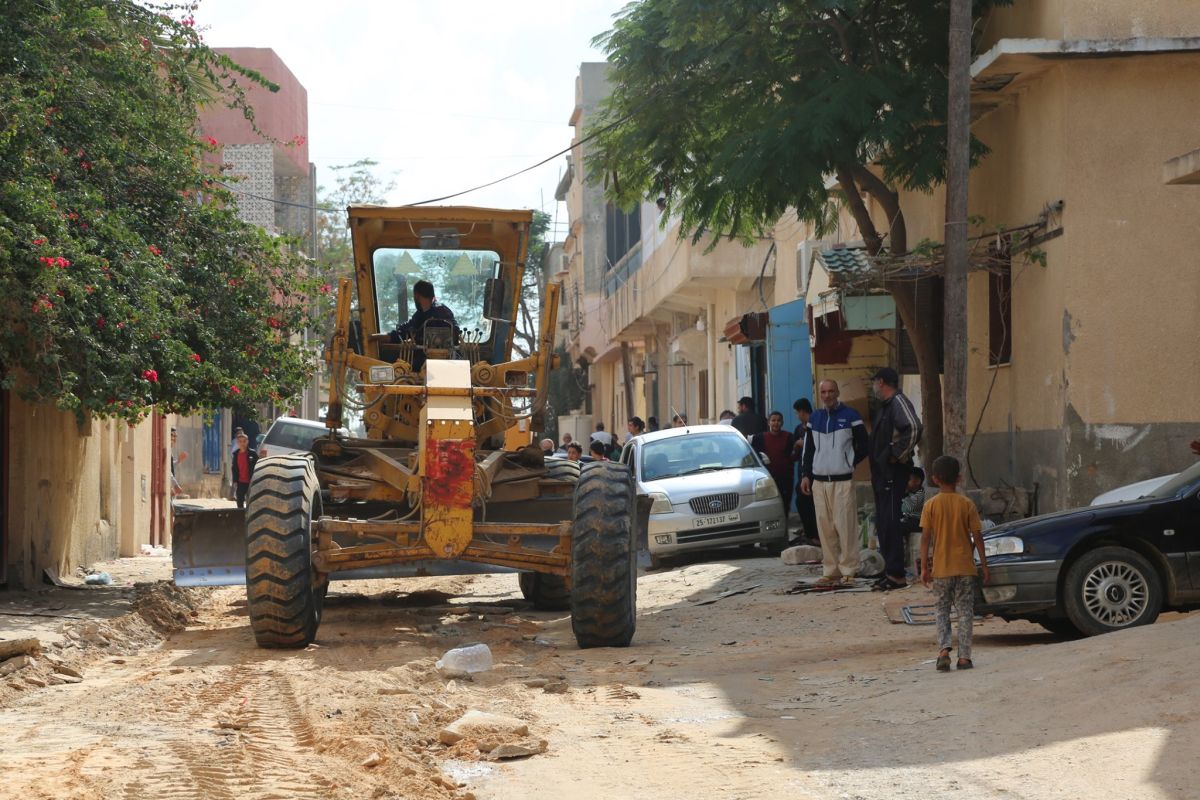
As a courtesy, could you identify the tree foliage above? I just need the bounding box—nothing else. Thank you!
[0,0,319,422]
[589,0,1002,241]
[589,0,1008,461]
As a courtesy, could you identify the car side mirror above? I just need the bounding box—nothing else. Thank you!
[483,278,513,322]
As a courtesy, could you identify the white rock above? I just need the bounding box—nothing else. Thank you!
[858,549,886,576]
[361,752,383,768]
[780,545,823,565]
[439,710,529,745]
[488,739,548,760]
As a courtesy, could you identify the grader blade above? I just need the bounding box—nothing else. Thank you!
[171,504,246,587]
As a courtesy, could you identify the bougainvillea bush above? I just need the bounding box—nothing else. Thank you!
[0,0,319,422]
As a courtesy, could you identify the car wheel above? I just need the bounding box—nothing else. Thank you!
[1062,546,1162,637]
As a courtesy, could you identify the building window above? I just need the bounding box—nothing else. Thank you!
[698,369,709,420]
[989,267,1012,366]
[605,202,641,268]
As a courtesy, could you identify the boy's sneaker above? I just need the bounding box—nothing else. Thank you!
[936,651,951,672]
[957,658,974,670]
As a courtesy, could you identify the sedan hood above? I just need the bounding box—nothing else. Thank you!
[986,496,1177,539]
[640,467,766,500]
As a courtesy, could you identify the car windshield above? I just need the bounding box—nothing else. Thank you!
[1144,460,1200,499]
[263,421,330,451]
[373,248,498,340]
[640,433,757,482]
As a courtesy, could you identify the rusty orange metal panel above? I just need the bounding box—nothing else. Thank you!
[422,436,475,558]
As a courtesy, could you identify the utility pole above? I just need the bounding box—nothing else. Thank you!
[943,0,971,461]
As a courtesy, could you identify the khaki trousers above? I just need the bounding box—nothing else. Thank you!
[813,479,860,578]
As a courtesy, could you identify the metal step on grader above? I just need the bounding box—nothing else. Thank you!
[172,206,641,649]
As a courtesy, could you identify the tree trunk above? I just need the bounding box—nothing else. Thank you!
[943,0,972,461]
[837,166,945,464]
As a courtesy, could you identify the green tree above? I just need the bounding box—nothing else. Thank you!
[589,0,1008,462]
[0,0,319,421]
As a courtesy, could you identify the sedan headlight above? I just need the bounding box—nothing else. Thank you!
[984,535,1024,557]
[753,477,779,501]
[648,491,672,514]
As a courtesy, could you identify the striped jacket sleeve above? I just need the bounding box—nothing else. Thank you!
[889,393,923,463]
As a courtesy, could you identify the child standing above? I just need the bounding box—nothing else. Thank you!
[919,455,989,671]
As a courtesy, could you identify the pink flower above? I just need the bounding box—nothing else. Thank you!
[141,369,158,383]
[230,385,241,395]
[318,283,331,295]
[190,353,201,363]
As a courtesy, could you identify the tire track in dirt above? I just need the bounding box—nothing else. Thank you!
[114,666,334,800]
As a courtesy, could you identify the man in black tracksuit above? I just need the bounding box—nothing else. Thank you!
[868,367,923,590]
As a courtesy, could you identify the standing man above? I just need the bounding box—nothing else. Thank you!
[791,398,819,544]
[801,380,869,585]
[731,396,767,438]
[868,367,923,591]
[170,427,188,498]
[751,412,796,516]
[230,431,259,510]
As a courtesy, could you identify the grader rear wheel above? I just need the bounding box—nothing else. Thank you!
[570,461,637,648]
[518,572,571,611]
[244,455,326,649]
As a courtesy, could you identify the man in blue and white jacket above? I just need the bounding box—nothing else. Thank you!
[801,380,870,584]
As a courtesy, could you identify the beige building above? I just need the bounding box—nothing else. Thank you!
[774,3,1200,511]
[557,64,797,440]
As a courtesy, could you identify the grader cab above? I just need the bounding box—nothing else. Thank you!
[174,206,639,649]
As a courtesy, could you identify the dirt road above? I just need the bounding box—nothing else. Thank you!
[1,556,1196,799]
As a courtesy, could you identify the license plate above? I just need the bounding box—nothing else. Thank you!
[693,512,739,529]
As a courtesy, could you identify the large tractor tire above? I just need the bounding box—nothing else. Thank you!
[518,572,571,611]
[244,454,326,649]
[546,458,582,483]
[570,461,637,648]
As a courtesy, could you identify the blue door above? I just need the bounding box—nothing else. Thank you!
[767,299,813,413]
[202,414,223,474]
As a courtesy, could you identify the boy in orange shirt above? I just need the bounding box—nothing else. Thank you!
[919,455,990,671]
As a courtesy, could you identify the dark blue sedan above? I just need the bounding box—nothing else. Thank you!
[977,460,1200,637]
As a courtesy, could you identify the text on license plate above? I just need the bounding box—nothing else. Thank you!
[693,512,740,528]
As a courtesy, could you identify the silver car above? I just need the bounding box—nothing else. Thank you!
[620,425,787,567]
[259,416,347,458]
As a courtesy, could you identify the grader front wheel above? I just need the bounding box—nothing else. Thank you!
[570,461,637,648]
[244,455,326,649]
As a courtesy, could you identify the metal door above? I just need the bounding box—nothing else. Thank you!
[767,299,813,412]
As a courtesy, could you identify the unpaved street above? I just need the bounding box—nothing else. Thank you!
[1,557,1197,800]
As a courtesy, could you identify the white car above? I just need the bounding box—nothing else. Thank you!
[259,417,347,458]
[1090,473,1177,506]
[619,424,787,567]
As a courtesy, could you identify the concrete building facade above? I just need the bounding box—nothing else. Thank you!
[556,63,806,441]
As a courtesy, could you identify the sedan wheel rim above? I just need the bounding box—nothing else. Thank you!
[1081,561,1148,627]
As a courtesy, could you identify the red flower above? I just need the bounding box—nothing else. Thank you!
[318,283,331,294]
[39,256,53,267]
[230,385,241,395]
[97,316,105,329]
[116,322,125,329]
[203,135,219,148]
[267,317,281,329]
[181,15,195,27]
[190,353,201,363]
[141,369,158,383]
[81,161,92,171]
[32,238,46,246]
[85,285,94,294]
[148,244,161,257]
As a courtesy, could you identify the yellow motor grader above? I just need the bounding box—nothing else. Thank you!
[173,206,638,649]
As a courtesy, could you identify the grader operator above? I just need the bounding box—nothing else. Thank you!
[172,206,639,650]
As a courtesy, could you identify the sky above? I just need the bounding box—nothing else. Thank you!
[194,0,629,237]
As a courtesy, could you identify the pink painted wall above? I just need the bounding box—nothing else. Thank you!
[199,48,309,176]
